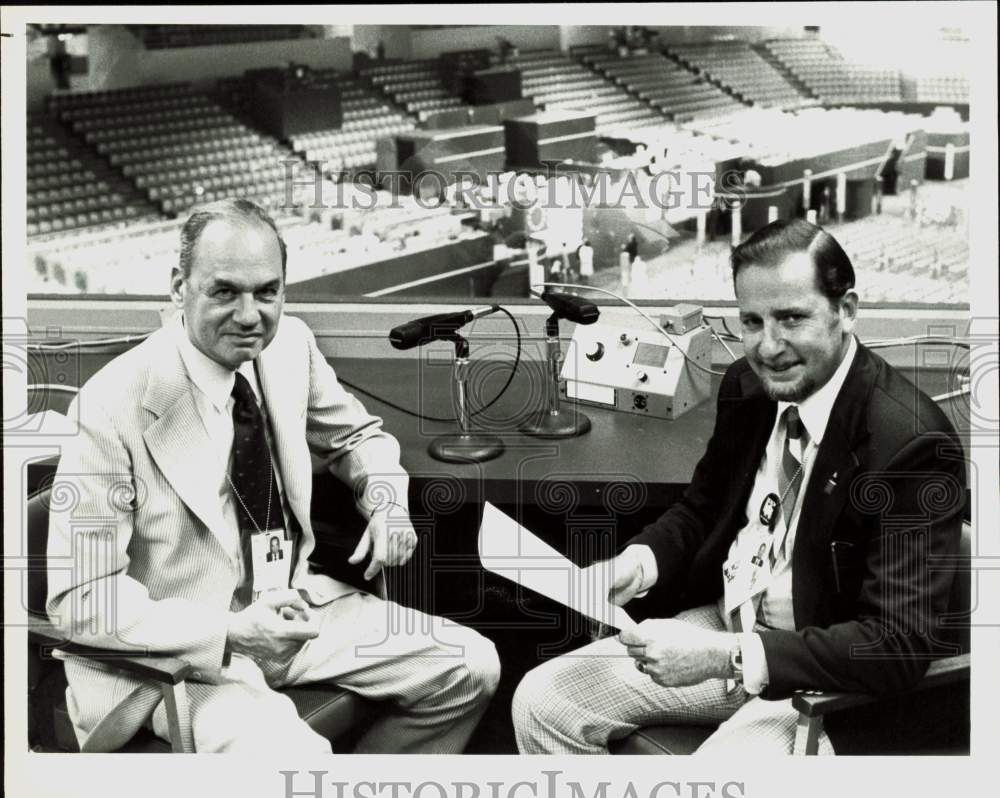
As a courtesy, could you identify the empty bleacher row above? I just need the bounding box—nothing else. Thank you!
[763,39,903,104]
[361,60,465,119]
[288,72,417,174]
[665,40,810,110]
[512,49,667,134]
[27,114,158,238]
[839,65,903,103]
[915,75,970,104]
[579,49,746,122]
[64,86,302,216]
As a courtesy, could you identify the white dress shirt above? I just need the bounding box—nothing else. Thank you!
[172,317,293,589]
[630,335,858,694]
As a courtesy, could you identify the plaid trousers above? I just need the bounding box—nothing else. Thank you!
[512,603,834,755]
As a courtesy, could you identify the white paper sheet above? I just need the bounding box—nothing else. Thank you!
[477,502,636,631]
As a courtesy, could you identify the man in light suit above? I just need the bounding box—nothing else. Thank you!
[46,198,500,753]
[513,219,965,754]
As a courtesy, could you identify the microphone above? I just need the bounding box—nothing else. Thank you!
[540,291,600,325]
[389,305,500,350]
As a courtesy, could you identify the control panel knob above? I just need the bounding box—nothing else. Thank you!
[619,333,632,346]
[585,341,605,362]
[636,371,649,383]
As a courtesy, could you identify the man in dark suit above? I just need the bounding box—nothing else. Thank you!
[513,219,965,754]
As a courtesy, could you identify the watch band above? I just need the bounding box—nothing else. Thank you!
[729,639,744,684]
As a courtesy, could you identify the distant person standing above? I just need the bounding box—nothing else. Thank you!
[548,247,563,282]
[625,233,639,265]
[619,244,631,291]
[376,40,386,61]
[527,239,545,290]
[560,243,573,283]
[577,239,594,286]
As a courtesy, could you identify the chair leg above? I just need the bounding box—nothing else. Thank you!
[160,682,194,753]
[793,711,823,755]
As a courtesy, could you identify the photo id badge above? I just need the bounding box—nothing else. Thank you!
[250,529,293,592]
[723,528,773,616]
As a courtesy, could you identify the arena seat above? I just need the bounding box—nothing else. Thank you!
[506,49,667,134]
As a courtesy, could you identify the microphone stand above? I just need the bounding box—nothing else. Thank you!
[520,313,591,438]
[428,333,505,463]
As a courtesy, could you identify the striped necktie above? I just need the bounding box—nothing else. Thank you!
[773,406,809,563]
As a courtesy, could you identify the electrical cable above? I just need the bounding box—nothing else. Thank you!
[532,280,731,376]
[703,313,741,341]
[338,305,523,423]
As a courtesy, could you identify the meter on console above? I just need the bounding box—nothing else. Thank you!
[559,309,712,420]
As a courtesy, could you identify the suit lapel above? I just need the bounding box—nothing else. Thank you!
[791,345,877,626]
[733,368,778,520]
[141,331,234,563]
[700,371,776,564]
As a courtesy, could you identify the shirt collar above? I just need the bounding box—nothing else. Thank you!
[777,334,858,445]
[172,315,258,412]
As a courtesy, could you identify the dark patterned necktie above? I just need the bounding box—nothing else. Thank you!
[230,371,284,603]
[776,405,809,540]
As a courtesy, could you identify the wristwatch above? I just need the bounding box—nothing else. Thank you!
[729,638,744,684]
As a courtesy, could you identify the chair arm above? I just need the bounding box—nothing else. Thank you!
[791,654,970,718]
[30,620,193,686]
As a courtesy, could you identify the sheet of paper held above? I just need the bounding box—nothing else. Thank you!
[477,502,636,631]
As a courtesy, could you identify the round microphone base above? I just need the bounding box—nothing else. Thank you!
[520,409,592,438]
[428,433,505,463]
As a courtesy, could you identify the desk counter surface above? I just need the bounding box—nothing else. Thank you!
[332,357,969,502]
[334,358,714,506]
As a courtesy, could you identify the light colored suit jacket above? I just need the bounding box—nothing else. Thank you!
[46,315,409,751]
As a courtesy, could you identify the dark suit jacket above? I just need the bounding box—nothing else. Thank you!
[627,342,966,700]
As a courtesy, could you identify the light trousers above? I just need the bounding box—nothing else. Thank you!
[150,592,500,753]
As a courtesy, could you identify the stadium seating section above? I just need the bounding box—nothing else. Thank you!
[290,71,417,174]
[514,48,667,133]
[362,60,465,119]
[665,40,812,110]
[764,38,904,104]
[578,49,746,123]
[24,32,971,303]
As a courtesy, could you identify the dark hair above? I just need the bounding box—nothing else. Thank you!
[730,219,855,302]
[178,198,287,279]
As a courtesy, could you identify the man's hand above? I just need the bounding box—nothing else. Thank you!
[619,619,735,688]
[348,506,418,581]
[227,589,320,661]
[581,546,649,608]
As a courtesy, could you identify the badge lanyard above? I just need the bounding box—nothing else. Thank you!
[228,364,293,597]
